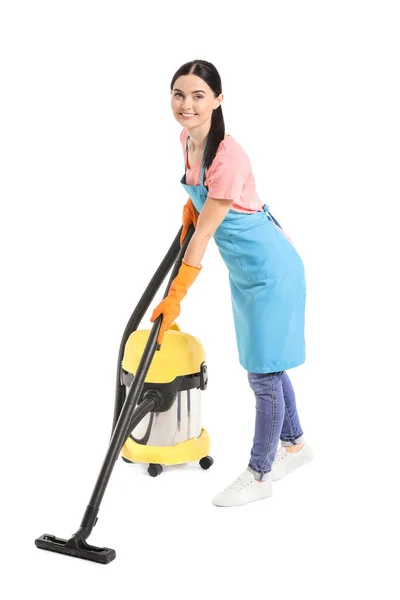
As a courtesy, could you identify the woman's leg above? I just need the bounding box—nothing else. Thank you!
[247,371,285,480]
[211,371,280,506]
[280,370,305,448]
[270,371,314,481]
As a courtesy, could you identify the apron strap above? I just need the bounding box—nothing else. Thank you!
[184,133,208,187]
[184,135,189,172]
[263,203,283,230]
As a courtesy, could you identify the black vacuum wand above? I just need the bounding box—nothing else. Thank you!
[35,225,195,564]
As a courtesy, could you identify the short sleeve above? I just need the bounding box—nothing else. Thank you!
[206,150,247,203]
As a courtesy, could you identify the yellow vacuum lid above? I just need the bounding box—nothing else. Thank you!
[121,323,206,383]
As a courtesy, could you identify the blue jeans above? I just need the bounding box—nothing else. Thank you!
[247,371,304,480]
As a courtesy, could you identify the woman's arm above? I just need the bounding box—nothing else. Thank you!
[150,196,233,343]
[183,196,233,267]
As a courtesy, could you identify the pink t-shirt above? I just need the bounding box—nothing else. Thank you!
[180,128,263,214]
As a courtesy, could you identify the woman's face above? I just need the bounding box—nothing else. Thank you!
[171,74,223,129]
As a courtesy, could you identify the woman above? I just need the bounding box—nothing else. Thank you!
[150,59,313,507]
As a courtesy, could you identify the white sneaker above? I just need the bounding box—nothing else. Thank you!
[211,469,272,507]
[270,443,314,481]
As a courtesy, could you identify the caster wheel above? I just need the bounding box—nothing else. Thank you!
[148,463,163,477]
[122,456,133,464]
[199,456,214,470]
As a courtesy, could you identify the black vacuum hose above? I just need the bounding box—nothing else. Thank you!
[34,229,196,563]
[112,225,195,435]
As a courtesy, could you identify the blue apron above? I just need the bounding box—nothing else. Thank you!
[180,135,306,373]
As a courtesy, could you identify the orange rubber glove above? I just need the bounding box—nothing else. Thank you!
[180,198,199,246]
[150,260,202,344]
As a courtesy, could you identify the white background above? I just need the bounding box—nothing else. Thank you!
[1,0,399,597]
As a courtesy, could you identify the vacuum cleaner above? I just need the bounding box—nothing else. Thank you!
[35,224,213,564]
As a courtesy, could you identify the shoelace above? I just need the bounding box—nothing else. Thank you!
[227,476,252,491]
[274,447,288,464]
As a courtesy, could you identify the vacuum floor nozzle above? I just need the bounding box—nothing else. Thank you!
[35,534,116,564]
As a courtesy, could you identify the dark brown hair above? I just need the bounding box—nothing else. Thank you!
[170,59,225,172]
